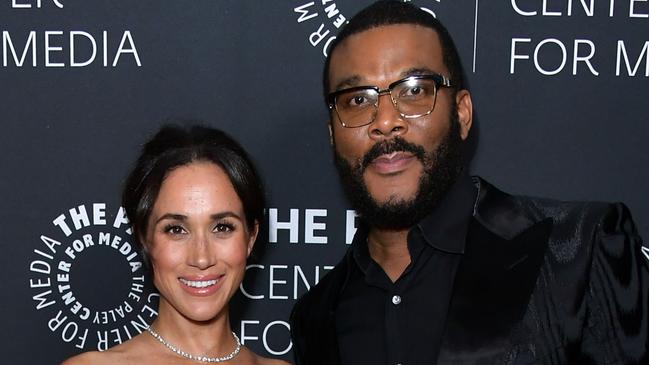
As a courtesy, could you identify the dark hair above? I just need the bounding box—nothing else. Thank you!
[122,123,265,267]
[323,0,466,101]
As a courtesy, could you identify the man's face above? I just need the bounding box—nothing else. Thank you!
[328,24,473,229]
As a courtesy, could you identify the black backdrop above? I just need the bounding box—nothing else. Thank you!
[2,1,648,363]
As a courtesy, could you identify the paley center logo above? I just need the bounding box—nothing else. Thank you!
[28,202,157,351]
[292,0,478,59]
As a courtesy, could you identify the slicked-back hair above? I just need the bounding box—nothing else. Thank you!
[122,123,265,268]
[323,0,466,102]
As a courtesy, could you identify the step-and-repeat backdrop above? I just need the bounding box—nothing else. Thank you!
[2,1,648,363]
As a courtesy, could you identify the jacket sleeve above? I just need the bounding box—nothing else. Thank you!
[580,203,649,364]
[289,297,307,365]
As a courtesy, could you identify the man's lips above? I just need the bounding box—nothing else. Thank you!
[367,152,417,175]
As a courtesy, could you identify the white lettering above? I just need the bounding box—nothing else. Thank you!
[2,31,36,66]
[345,210,358,244]
[52,214,73,237]
[45,31,64,67]
[70,31,96,67]
[240,264,264,299]
[294,2,318,23]
[511,0,536,15]
[30,260,50,275]
[32,290,55,309]
[293,265,310,299]
[69,205,91,231]
[112,31,141,67]
[93,203,107,225]
[268,209,299,243]
[113,207,130,231]
[543,0,563,15]
[269,265,288,300]
[534,38,567,75]
[11,0,64,8]
[262,321,292,355]
[304,209,327,244]
[616,40,649,76]
[240,320,260,344]
[568,0,594,16]
[510,38,531,74]
[630,0,649,17]
[309,24,330,47]
[573,39,599,75]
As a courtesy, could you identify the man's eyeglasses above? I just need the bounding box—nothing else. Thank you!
[327,74,452,128]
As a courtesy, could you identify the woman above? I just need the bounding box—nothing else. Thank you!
[63,124,290,365]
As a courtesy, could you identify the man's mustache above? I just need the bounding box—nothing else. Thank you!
[360,137,426,172]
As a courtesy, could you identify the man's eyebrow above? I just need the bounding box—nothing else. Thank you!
[332,68,442,92]
[400,67,440,78]
[332,75,361,92]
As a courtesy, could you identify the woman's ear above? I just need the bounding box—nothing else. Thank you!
[247,221,260,257]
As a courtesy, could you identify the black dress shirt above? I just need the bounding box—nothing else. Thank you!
[335,174,478,365]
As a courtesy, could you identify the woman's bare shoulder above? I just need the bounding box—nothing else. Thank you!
[237,347,292,365]
[60,351,115,365]
[60,334,148,365]
[253,352,292,365]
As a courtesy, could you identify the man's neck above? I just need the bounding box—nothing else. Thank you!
[367,227,411,282]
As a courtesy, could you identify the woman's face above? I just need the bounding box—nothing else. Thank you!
[145,161,257,322]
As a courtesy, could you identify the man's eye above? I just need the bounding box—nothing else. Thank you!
[352,95,366,106]
[401,85,428,98]
[406,86,422,96]
[343,92,372,108]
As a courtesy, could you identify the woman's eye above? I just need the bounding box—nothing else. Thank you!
[164,225,186,235]
[214,223,235,233]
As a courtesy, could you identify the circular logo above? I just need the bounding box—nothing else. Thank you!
[292,0,444,57]
[27,202,157,351]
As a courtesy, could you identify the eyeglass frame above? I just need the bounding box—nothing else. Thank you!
[327,73,453,128]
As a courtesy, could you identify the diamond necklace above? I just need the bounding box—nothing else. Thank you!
[146,326,241,363]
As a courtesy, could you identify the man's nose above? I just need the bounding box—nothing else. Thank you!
[368,93,408,139]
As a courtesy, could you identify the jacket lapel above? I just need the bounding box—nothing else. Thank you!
[439,178,553,362]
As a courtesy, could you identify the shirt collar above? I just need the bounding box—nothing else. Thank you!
[348,172,477,274]
[414,172,477,254]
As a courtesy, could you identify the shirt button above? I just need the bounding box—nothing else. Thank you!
[391,295,401,305]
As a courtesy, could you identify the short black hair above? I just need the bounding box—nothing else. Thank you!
[122,123,265,267]
[323,0,466,101]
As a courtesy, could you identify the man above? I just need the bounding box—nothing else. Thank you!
[289,1,649,364]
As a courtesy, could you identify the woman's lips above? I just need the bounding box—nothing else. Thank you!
[178,275,224,296]
[368,152,417,175]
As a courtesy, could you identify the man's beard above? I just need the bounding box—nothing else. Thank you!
[333,112,465,230]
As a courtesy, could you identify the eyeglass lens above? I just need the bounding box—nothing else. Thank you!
[335,78,438,127]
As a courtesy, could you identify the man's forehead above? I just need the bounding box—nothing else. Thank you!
[332,67,444,91]
[327,24,446,90]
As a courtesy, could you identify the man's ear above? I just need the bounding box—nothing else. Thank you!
[247,221,260,257]
[455,89,473,140]
[328,121,334,146]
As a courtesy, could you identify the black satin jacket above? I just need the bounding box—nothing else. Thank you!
[290,177,649,364]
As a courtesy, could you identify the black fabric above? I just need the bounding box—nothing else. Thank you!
[335,174,475,364]
[289,177,649,365]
